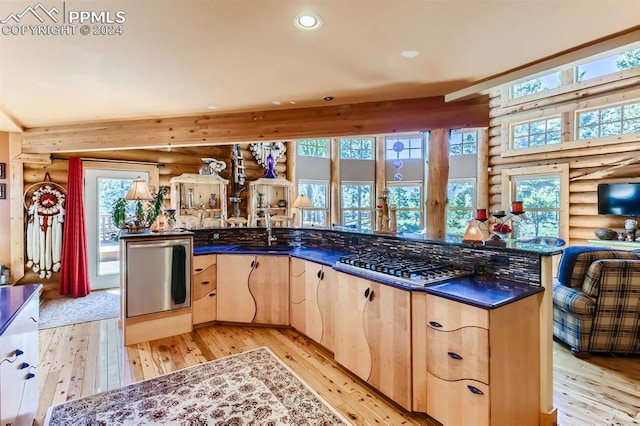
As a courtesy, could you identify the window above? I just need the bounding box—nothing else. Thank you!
[385,135,423,159]
[577,47,640,82]
[340,138,374,160]
[449,129,478,155]
[297,139,329,157]
[297,180,329,227]
[511,72,561,99]
[512,176,561,239]
[446,179,475,237]
[511,116,562,149]
[386,183,422,233]
[341,182,373,230]
[576,101,640,139]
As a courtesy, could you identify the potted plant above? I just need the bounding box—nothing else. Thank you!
[112,186,168,232]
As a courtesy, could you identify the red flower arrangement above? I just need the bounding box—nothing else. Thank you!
[492,223,512,234]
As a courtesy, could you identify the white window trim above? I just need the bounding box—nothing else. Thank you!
[296,139,329,158]
[575,99,640,140]
[384,134,425,160]
[297,179,329,226]
[501,164,569,243]
[500,89,640,158]
[339,138,375,160]
[340,181,374,228]
[449,129,479,156]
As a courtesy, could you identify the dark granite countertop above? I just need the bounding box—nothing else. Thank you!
[195,244,542,309]
[0,284,42,335]
[119,230,194,240]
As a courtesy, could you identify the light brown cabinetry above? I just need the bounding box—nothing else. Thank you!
[289,257,306,333]
[217,254,289,325]
[334,271,412,410]
[192,254,217,325]
[412,292,540,426]
[0,291,39,426]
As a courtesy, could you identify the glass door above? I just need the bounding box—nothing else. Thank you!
[84,168,149,290]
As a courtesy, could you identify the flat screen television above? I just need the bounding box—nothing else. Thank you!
[597,183,640,216]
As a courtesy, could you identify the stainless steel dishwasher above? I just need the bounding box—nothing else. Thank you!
[123,237,192,317]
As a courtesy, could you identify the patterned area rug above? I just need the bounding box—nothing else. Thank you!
[45,347,350,425]
[39,289,120,329]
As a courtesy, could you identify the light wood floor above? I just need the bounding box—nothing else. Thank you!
[38,319,640,425]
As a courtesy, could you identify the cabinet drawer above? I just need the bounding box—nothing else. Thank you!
[426,294,488,330]
[193,254,216,272]
[193,266,217,300]
[427,373,489,426]
[426,326,488,383]
[193,292,217,324]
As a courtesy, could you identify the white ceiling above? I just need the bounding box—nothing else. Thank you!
[0,0,639,132]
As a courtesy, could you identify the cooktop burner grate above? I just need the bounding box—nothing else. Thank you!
[336,253,471,287]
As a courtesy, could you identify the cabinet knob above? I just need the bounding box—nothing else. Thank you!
[26,372,36,380]
[467,385,484,395]
[428,321,443,328]
[20,362,30,369]
[447,352,463,360]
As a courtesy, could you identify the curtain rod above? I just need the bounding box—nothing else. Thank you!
[50,155,165,167]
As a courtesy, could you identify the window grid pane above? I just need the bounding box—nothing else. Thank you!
[449,130,478,155]
[341,183,373,229]
[385,136,424,159]
[298,181,329,227]
[297,139,329,157]
[511,72,561,99]
[510,116,562,149]
[386,184,422,233]
[446,180,475,237]
[577,48,640,82]
[340,138,374,160]
[577,101,640,140]
[513,177,561,239]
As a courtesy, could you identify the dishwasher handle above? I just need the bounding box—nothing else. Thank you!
[128,239,192,250]
[171,245,187,304]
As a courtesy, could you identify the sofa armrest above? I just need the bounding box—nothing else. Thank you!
[582,259,640,298]
[553,281,595,316]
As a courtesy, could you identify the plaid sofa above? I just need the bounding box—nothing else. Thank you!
[552,247,640,355]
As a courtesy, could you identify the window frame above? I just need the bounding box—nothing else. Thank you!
[297,179,330,227]
[340,181,374,230]
[384,135,424,160]
[296,139,330,158]
[510,116,562,150]
[445,178,476,237]
[385,181,423,233]
[449,129,479,156]
[339,138,375,160]
[501,164,569,243]
[576,99,640,140]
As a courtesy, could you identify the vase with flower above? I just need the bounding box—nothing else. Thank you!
[484,222,513,247]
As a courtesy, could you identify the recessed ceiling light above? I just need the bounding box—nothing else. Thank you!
[207,106,218,110]
[323,96,334,101]
[289,101,296,105]
[294,13,323,31]
[272,100,282,106]
[401,50,419,59]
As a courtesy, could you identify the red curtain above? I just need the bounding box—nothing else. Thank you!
[59,157,90,297]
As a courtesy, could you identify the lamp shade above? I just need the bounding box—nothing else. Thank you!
[292,194,313,208]
[125,177,153,201]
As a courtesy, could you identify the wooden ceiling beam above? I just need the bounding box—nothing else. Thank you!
[20,96,489,154]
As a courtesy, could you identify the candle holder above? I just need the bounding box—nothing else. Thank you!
[474,205,526,247]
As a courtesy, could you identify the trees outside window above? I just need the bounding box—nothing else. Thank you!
[513,177,561,239]
[511,72,561,99]
[386,183,422,233]
[340,138,374,159]
[341,182,372,229]
[297,180,329,227]
[297,139,329,157]
[577,101,640,139]
[446,179,475,237]
[450,130,478,155]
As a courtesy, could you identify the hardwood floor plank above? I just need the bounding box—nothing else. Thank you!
[36,320,640,426]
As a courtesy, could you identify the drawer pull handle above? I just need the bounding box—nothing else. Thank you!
[320,271,325,280]
[317,270,321,279]
[29,317,37,323]
[209,292,216,297]
[429,321,443,328]
[200,281,210,285]
[26,373,36,380]
[195,268,204,272]
[20,362,30,369]
[14,349,24,357]
[448,352,463,360]
[467,385,484,395]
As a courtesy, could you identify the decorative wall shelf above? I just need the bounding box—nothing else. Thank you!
[169,173,229,228]
[248,178,293,227]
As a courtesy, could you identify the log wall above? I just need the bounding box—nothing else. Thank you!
[487,68,640,246]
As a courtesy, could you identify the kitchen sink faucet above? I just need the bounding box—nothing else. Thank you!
[265,213,278,246]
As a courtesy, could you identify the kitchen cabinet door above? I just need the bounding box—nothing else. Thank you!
[364,281,412,410]
[216,255,256,323]
[334,272,372,381]
[304,262,335,351]
[192,254,217,325]
[289,257,306,333]
[251,255,290,325]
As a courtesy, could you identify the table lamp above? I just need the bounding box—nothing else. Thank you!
[292,194,313,227]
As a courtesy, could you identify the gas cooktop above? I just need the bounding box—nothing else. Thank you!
[336,252,471,287]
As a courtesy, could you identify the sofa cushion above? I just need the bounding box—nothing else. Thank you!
[556,247,640,288]
[552,280,595,316]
